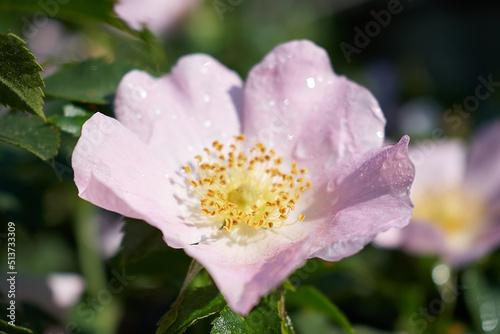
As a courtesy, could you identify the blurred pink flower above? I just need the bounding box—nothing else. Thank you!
[72,40,414,315]
[375,121,500,267]
[114,0,199,34]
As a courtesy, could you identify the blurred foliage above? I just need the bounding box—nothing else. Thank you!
[0,0,500,333]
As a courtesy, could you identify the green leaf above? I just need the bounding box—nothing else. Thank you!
[43,58,138,104]
[287,286,354,334]
[0,113,60,160]
[119,218,170,267]
[0,0,117,29]
[211,304,282,334]
[47,104,92,136]
[0,32,45,120]
[156,284,226,334]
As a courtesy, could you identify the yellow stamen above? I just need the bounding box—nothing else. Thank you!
[182,137,311,231]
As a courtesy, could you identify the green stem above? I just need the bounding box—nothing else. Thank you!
[0,319,34,334]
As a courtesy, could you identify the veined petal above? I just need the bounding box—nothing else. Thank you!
[114,55,243,167]
[72,112,197,248]
[308,136,414,261]
[242,40,385,182]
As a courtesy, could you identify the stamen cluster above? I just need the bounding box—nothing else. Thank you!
[183,135,311,231]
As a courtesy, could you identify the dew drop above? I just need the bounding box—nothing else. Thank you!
[376,130,384,139]
[152,107,162,116]
[306,77,316,89]
[202,94,211,103]
[135,112,142,120]
[268,99,276,107]
[201,61,211,74]
[294,141,314,160]
[327,179,336,192]
[164,173,170,178]
[283,98,290,106]
[287,134,294,141]
[203,120,212,128]
[138,87,148,99]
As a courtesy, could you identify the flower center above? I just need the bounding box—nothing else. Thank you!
[412,187,486,243]
[183,135,311,232]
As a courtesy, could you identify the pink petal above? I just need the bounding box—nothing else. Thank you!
[374,220,447,255]
[183,231,314,316]
[114,0,199,34]
[72,113,196,248]
[409,139,466,198]
[465,120,500,199]
[242,40,385,183]
[309,136,415,261]
[114,55,243,167]
[447,218,500,267]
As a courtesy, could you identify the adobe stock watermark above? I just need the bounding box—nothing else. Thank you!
[409,73,498,167]
[404,266,476,334]
[64,268,135,334]
[443,74,500,131]
[22,0,71,39]
[213,0,243,21]
[340,0,414,64]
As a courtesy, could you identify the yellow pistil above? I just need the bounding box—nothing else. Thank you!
[183,135,311,232]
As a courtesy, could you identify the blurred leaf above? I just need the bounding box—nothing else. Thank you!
[0,113,59,160]
[156,284,226,334]
[287,286,354,334]
[463,269,500,334]
[43,58,137,104]
[119,218,170,267]
[0,0,117,29]
[0,32,45,120]
[47,104,92,136]
[0,318,35,334]
[211,303,282,334]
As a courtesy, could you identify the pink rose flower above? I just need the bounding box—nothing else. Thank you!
[72,40,414,315]
[114,0,199,34]
[375,121,500,267]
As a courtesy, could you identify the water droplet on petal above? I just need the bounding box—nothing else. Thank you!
[137,87,147,99]
[202,94,211,103]
[327,179,336,192]
[306,77,316,89]
[287,134,294,141]
[152,107,162,116]
[201,61,211,74]
[376,130,384,139]
[164,173,170,178]
[203,120,212,128]
[283,98,290,106]
[294,141,314,160]
[268,99,276,107]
